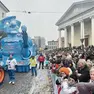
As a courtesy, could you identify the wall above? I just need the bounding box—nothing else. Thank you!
[0,7,6,20]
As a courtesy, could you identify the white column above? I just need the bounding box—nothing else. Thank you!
[64,28,67,47]
[91,16,94,45]
[80,20,85,44]
[58,29,62,48]
[71,24,74,47]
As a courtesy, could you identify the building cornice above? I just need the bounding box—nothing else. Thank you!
[58,6,94,30]
[56,0,94,26]
[0,1,9,12]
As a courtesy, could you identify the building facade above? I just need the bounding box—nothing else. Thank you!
[57,37,64,48]
[0,1,9,19]
[33,36,46,49]
[48,40,58,50]
[56,0,94,48]
[41,37,46,49]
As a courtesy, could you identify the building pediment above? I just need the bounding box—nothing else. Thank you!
[56,0,94,26]
[0,1,9,12]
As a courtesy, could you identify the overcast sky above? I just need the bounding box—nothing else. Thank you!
[1,0,83,42]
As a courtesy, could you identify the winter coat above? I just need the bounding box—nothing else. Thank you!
[6,58,17,70]
[38,55,45,62]
[76,82,94,94]
[30,58,37,67]
[77,65,90,82]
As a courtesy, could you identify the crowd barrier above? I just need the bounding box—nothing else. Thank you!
[50,71,61,94]
[50,71,78,94]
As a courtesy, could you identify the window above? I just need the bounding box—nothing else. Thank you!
[2,13,4,18]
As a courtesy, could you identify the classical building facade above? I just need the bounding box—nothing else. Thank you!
[56,0,94,48]
[57,37,64,48]
[48,40,58,50]
[0,1,9,19]
[33,36,46,49]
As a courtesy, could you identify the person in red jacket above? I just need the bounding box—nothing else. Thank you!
[38,53,45,69]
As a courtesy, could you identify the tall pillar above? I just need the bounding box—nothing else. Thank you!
[80,20,85,44]
[58,29,62,48]
[64,28,67,47]
[91,16,94,45]
[71,24,74,47]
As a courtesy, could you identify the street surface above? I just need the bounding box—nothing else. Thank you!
[0,69,53,94]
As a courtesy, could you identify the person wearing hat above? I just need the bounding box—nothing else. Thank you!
[59,67,72,78]
[55,67,78,94]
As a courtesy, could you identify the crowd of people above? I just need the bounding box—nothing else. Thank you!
[4,45,94,94]
[45,45,94,94]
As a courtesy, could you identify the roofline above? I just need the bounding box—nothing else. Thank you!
[55,0,94,26]
[64,6,94,25]
[0,1,9,12]
[55,3,75,26]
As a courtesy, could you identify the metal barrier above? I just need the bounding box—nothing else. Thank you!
[49,71,78,94]
[49,71,61,94]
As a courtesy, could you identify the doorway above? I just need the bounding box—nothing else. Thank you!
[85,37,89,47]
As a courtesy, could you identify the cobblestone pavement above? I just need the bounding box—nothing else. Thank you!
[0,69,53,94]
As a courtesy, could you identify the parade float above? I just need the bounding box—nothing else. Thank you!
[0,16,37,84]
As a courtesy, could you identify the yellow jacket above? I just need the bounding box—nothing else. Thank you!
[30,58,37,67]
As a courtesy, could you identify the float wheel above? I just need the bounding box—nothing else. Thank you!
[0,67,5,84]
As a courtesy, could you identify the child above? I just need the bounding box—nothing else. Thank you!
[6,54,17,85]
[30,56,37,76]
[45,58,49,69]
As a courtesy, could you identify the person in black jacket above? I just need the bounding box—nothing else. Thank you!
[75,66,94,94]
[76,59,90,82]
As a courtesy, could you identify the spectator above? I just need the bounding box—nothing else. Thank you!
[76,59,90,82]
[45,58,49,69]
[86,59,93,69]
[56,67,78,94]
[66,53,72,60]
[75,67,94,94]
